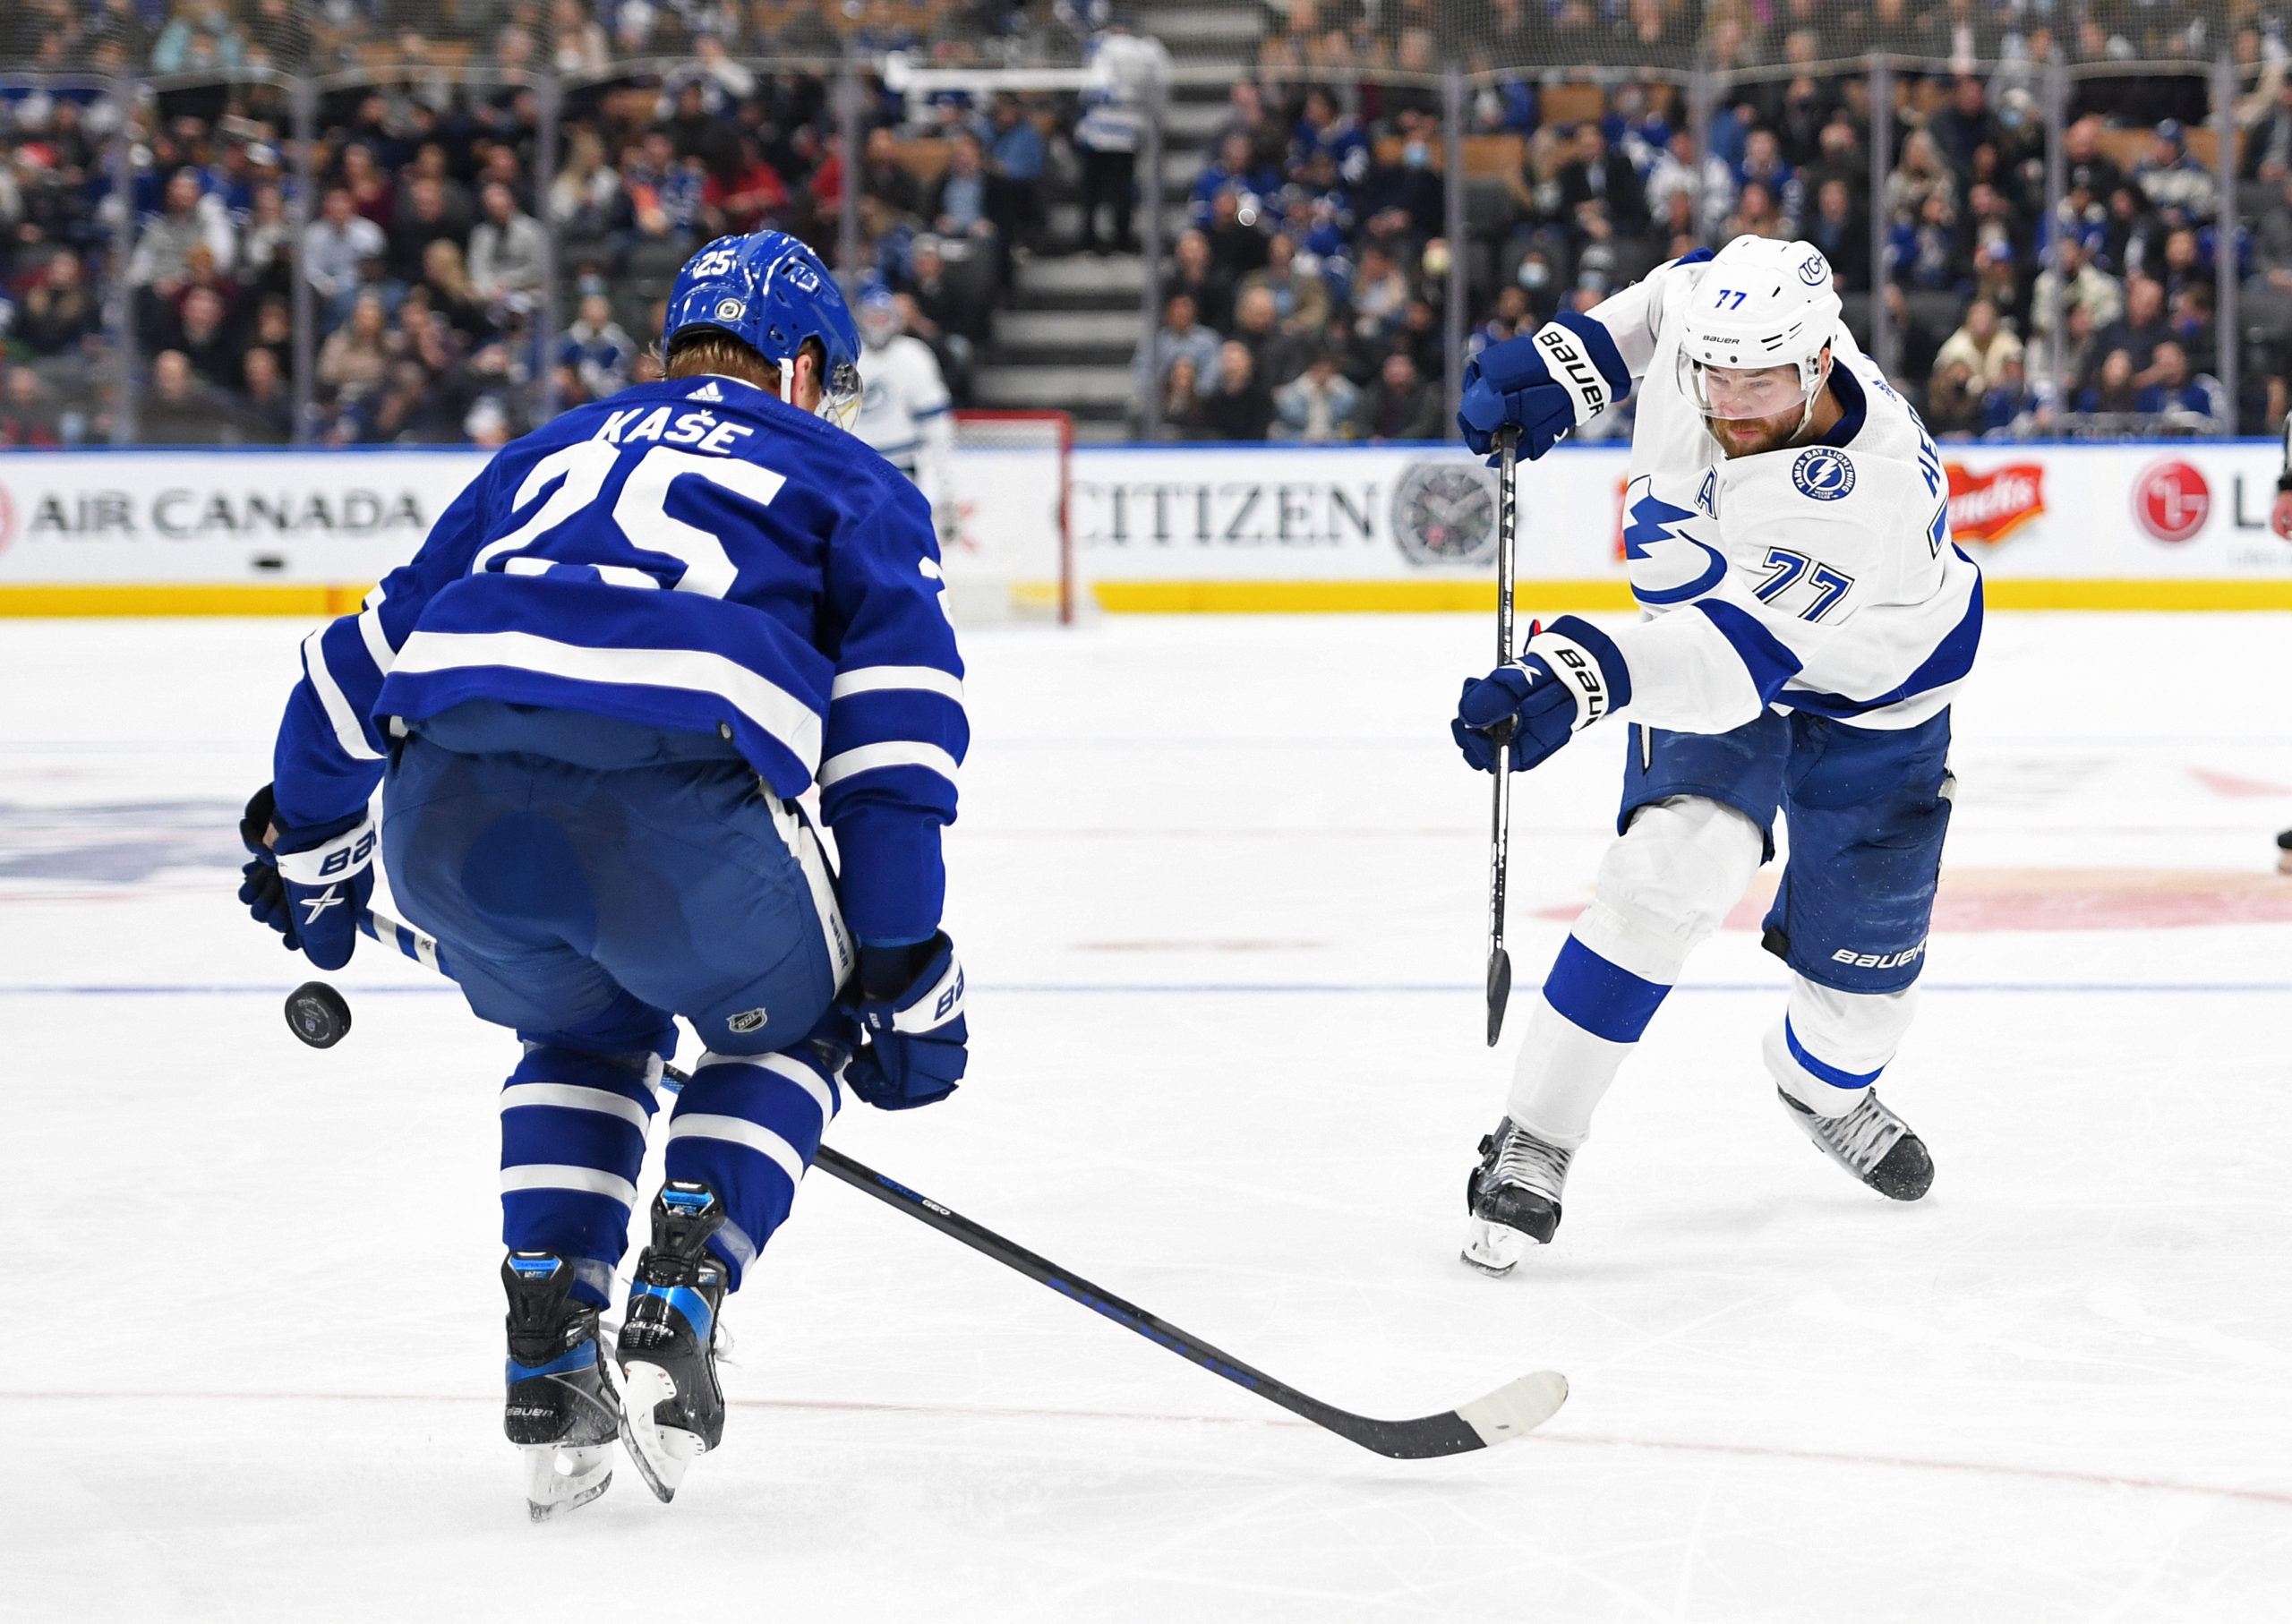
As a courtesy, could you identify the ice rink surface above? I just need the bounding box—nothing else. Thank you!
[4,610,2290,1621]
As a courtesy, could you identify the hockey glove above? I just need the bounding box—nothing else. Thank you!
[237,783,375,972]
[1452,617,1632,774]
[844,933,967,1111]
[1457,318,1629,461]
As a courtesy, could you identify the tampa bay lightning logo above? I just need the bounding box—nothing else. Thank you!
[1792,447,1855,501]
[1798,252,1829,286]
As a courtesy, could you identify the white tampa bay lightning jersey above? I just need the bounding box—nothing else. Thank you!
[1562,255,1981,733]
[855,334,952,476]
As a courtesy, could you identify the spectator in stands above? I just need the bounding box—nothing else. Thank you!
[2080,348,2141,414]
[2170,282,2219,376]
[552,129,626,248]
[703,135,788,237]
[1238,233,1329,338]
[1982,355,2037,437]
[2061,116,2125,208]
[1884,284,1945,406]
[1293,88,1370,191]
[469,182,545,312]
[240,184,295,299]
[420,240,493,341]
[1929,76,1997,189]
[1893,192,1969,294]
[1884,132,1957,235]
[2031,300,2098,408]
[340,143,394,232]
[1155,355,1205,438]
[1936,298,2024,393]
[2136,122,2218,227]
[1212,80,1284,175]
[560,292,636,400]
[1723,181,1788,246]
[1169,229,1232,335]
[167,285,238,388]
[389,175,467,286]
[141,349,235,445]
[1356,350,1442,441]
[237,347,295,442]
[1646,129,1731,244]
[930,131,996,248]
[1133,293,1223,397]
[1073,15,1167,255]
[1558,122,1651,242]
[1361,131,1445,246]
[130,168,232,304]
[985,95,1046,255]
[1201,340,1274,441]
[1231,284,1306,389]
[2090,276,2172,384]
[305,187,385,329]
[319,294,391,404]
[1193,132,1280,231]
[1272,347,1362,442]
[1735,128,1802,237]
[11,250,92,355]
[1203,189,1271,280]
[1349,242,1410,344]
[2136,341,2224,423]
[1808,177,1869,290]
[0,363,62,447]
[1926,355,1986,439]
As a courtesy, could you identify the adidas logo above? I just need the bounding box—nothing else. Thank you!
[687,380,724,402]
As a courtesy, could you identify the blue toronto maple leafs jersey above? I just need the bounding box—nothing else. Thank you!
[270,372,966,944]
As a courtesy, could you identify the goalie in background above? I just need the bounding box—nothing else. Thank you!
[854,280,959,545]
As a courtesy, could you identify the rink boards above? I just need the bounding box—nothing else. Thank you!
[4,440,2292,612]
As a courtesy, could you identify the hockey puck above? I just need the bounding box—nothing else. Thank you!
[285,981,353,1048]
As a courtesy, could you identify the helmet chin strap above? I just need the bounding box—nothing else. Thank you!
[1789,346,1834,443]
[778,357,795,406]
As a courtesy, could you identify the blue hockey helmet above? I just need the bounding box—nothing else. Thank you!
[663,229,861,427]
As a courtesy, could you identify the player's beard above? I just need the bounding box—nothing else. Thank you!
[1706,405,1808,459]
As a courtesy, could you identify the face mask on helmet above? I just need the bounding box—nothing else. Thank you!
[785,354,862,431]
[1679,346,1829,424]
[856,297,900,350]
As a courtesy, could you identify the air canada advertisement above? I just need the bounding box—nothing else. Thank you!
[0,451,480,581]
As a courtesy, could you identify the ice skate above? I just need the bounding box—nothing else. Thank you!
[616,1181,731,1503]
[501,1251,621,1522]
[1777,1087,1934,1201]
[1461,1117,1574,1276]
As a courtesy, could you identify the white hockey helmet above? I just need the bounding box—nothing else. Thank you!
[1675,236,1843,428]
[855,279,902,351]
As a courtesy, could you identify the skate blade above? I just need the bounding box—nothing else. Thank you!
[618,1363,707,1504]
[1460,1218,1533,1278]
[523,1443,613,1523]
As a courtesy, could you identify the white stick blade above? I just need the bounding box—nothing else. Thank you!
[1454,1370,1568,1447]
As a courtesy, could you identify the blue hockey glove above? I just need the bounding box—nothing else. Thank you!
[237,783,374,972]
[1451,617,1632,774]
[1457,317,1629,461]
[844,933,967,1111]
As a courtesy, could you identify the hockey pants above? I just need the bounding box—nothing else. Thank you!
[383,730,853,1303]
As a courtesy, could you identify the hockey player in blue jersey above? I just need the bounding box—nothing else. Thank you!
[235,231,969,1516]
[1448,236,1978,1275]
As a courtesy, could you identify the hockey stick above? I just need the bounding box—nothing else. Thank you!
[1484,425,1521,1047]
[287,906,1569,1459]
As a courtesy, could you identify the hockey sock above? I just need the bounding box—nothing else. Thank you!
[1505,798,1763,1147]
[499,1047,661,1306]
[662,1047,842,1291]
[1765,977,1918,1119]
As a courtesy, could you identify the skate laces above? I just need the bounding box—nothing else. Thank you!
[1492,1123,1571,1201]
[1815,1094,1903,1170]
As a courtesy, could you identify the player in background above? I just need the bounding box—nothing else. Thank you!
[851,282,958,544]
[1448,236,1980,1275]
[235,232,970,1515]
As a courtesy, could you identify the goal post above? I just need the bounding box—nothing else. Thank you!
[944,409,1078,626]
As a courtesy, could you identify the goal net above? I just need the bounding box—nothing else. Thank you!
[943,411,1077,625]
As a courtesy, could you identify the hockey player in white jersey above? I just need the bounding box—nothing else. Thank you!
[853,282,958,542]
[1449,235,1980,1275]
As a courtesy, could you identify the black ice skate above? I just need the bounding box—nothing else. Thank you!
[616,1181,731,1503]
[1778,1087,1935,1201]
[502,1251,621,1522]
[1461,1117,1574,1276]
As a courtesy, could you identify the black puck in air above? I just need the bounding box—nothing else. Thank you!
[285,981,353,1048]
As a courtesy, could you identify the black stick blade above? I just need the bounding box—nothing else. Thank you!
[285,980,352,1048]
[1485,947,1513,1047]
